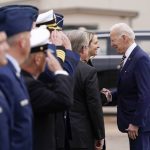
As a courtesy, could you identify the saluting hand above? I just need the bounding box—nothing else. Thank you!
[46,51,63,72]
[59,31,72,50]
[50,30,63,46]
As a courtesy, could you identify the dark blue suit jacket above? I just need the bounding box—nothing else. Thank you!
[0,61,32,150]
[113,45,150,133]
[0,90,11,150]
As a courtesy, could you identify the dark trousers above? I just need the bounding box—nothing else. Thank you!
[129,132,150,150]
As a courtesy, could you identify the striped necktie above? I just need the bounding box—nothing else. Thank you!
[120,55,126,70]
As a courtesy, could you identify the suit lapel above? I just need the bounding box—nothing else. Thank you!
[121,46,139,73]
[118,46,139,84]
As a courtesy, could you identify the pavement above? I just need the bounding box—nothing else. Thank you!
[104,107,129,150]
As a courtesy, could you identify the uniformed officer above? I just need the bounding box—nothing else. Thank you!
[0,5,38,150]
[0,31,11,150]
[36,9,80,76]
[36,10,80,150]
[21,26,73,150]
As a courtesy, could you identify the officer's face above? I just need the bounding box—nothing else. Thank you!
[35,52,46,74]
[0,32,9,66]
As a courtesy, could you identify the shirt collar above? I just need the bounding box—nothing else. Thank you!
[125,42,137,58]
[6,54,21,76]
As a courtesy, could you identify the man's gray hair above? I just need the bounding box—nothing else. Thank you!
[110,23,135,40]
[65,30,88,54]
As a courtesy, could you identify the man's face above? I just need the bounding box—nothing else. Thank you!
[38,52,46,73]
[110,31,126,54]
[0,32,9,66]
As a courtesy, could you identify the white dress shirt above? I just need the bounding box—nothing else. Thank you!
[123,42,137,66]
[6,54,21,77]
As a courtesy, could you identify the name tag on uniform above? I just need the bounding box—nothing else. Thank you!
[20,99,29,107]
[0,107,3,114]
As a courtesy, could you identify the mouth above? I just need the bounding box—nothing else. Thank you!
[112,45,118,49]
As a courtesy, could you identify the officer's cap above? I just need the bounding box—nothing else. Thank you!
[36,10,62,30]
[55,13,64,30]
[0,5,39,37]
[30,25,50,53]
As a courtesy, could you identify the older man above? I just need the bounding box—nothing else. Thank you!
[66,30,105,150]
[0,5,38,150]
[21,26,73,150]
[0,31,10,150]
[103,23,150,150]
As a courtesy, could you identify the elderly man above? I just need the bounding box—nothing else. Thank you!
[103,23,150,150]
[21,26,73,150]
[0,31,10,150]
[66,30,105,150]
[0,5,38,150]
[36,10,80,150]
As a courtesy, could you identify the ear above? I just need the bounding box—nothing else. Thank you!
[79,47,84,55]
[17,36,26,49]
[122,35,126,40]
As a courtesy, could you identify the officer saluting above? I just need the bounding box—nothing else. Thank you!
[0,5,38,150]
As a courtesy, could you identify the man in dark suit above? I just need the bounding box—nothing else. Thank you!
[66,30,105,150]
[0,5,38,150]
[36,11,80,150]
[0,31,11,150]
[103,23,150,150]
[21,26,73,150]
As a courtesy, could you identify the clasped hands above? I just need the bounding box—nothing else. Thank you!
[101,88,112,103]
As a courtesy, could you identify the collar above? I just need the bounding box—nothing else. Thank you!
[6,54,21,76]
[125,42,137,58]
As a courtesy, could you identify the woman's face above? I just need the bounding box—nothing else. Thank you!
[88,34,99,57]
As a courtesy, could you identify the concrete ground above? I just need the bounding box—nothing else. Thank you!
[104,107,129,150]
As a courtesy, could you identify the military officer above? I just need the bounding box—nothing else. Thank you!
[0,5,38,150]
[0,31,11,150]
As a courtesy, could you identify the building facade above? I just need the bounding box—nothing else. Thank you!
[0,0,150,30]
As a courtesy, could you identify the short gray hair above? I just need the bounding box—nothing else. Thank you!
[65,30,88,54]
[110,23,135,40]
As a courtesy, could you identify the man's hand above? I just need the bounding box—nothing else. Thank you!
[126,124,139,140]
[46,51,63,72]
[95,139,104,150]
[50,30,63,46]
[59,31,72,50]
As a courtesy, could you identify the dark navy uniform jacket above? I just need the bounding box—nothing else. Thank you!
[0,60,32,150]
[0,90,11,150]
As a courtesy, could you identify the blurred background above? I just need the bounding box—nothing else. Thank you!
[1,0,150,31]
[1,0,149,149]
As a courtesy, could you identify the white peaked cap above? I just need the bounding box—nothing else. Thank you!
[36,9,55,25]
[30,25,50,48]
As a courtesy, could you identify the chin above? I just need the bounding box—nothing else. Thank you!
[0,59,8,66]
